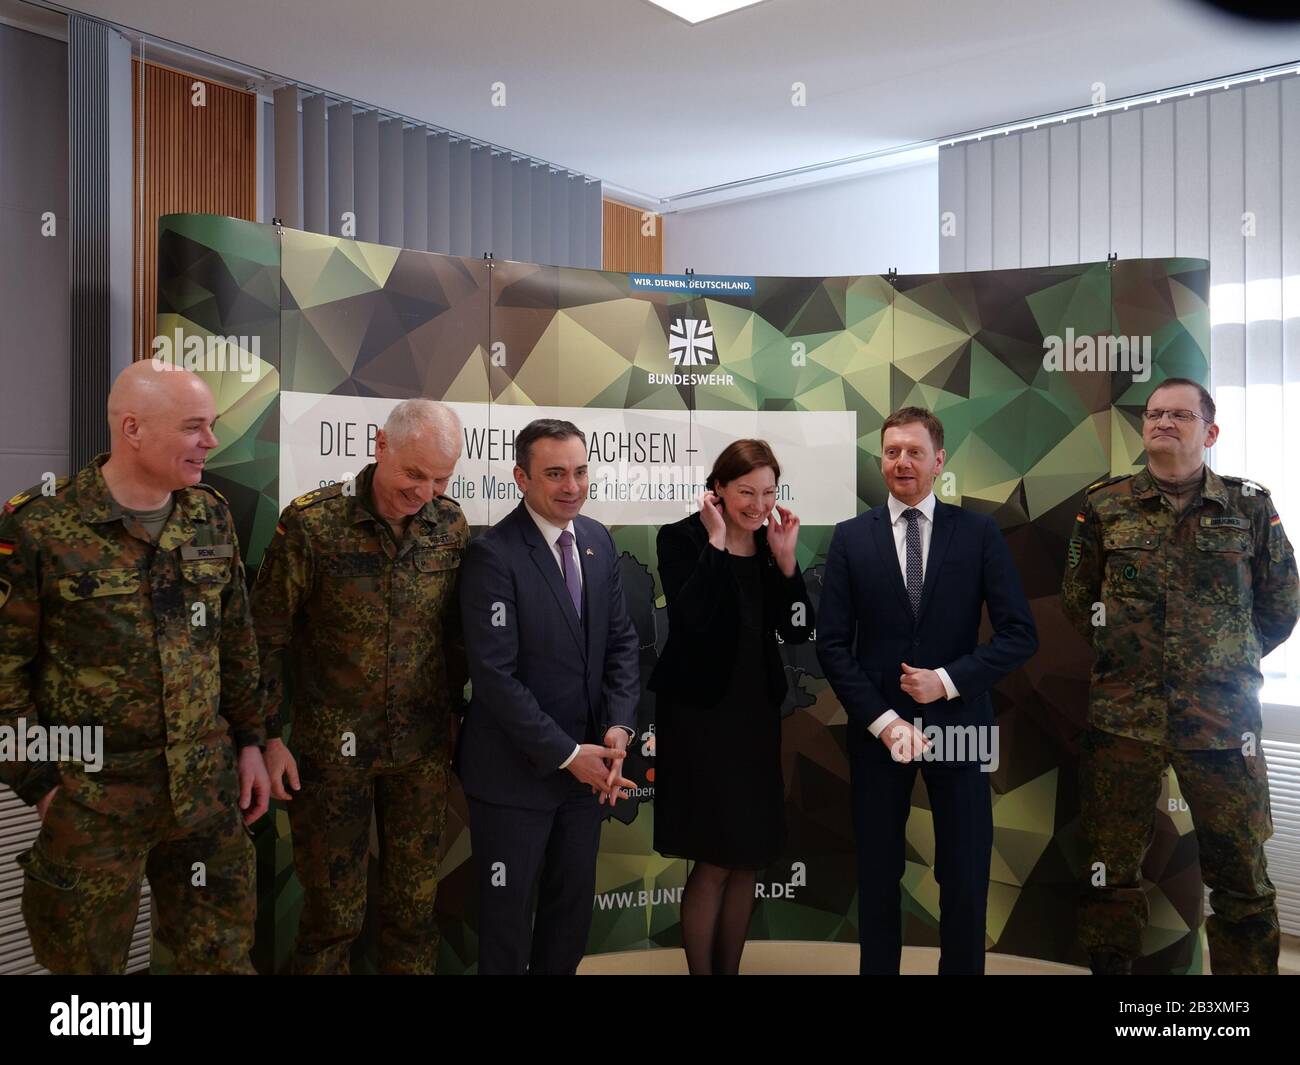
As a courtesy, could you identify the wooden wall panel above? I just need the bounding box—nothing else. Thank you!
[132,60,257,359]
[602,198,662,273]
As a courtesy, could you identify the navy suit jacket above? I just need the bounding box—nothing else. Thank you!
[456,501,640,809]
[816,499,1038,761]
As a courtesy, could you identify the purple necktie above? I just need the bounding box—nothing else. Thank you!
[557,529,581,618]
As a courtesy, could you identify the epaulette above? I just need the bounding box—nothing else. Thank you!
[436,493,463,509]
[290,484,342,510]
[3,477,71,516]
[1221,475,1270,497]
[192,482,229,505]
[1085,474,1131,495]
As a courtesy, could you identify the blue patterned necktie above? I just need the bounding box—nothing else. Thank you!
[903,508,923,617]
[557,529,581,617]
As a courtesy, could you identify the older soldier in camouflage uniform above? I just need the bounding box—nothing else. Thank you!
[252,398,468,975]
[1062,377,1298,975]
[0,362,270,975]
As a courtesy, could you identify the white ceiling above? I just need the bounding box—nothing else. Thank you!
[59,0,1300,201]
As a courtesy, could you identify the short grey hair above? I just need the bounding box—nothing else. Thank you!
[383,399,462,453]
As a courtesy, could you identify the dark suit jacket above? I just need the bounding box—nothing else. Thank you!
[648,512,814,708]
[456,501,640,809]
[816,499,1038,760]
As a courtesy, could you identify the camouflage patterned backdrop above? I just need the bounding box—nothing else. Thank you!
[157,213,1211,974]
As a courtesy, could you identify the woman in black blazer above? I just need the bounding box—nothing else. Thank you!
[649,439,813,974]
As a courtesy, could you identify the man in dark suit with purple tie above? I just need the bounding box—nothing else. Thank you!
[817,407,1037,975]
[457,419,640,975]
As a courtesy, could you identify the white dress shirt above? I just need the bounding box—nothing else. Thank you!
[866,492,960,739]
[522,501,634,769]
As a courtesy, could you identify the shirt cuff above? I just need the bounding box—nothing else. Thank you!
[558,743,580,770]
[936,667,959,701]
[866,709,900,739]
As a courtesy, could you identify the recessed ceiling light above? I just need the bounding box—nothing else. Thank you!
[645,1,771,25]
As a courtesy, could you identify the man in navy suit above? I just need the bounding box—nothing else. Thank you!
[817,407,1037,975]
[457,419,640,975]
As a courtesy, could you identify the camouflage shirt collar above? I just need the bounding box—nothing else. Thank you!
[349,462,443,532]
[77,453,203,545]
[75,454,121,524]
[1202,466,1230,507]
[1135,464,1227,508]
[1132,467,1160,499]
[349,463,382,527]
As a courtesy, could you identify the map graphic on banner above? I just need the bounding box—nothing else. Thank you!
[157,213,1213,975]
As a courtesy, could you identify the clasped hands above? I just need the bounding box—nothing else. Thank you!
[881,663,947,764]
[568,728,637,806]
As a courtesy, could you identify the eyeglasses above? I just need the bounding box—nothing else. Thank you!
[1142,408,1206,424]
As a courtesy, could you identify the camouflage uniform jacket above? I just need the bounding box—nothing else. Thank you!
[0,454,263,824]
[1061,465,1298,749]
[251,463,469,769]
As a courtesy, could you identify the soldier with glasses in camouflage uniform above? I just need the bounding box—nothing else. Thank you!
[1062,377,1298,974]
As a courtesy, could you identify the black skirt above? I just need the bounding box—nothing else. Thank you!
[653,553,786,869]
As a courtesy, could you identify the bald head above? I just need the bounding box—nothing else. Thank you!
[105,361,219,492]
[108,361,214,441]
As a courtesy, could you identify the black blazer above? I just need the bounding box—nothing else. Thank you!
[816,498,1038,760]
[648,512,813,709]
[456,501,640,810]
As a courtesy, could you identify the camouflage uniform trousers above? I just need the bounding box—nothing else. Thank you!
[289,754,448,975]
[18,763,255,975]
[1078,728,1278,974]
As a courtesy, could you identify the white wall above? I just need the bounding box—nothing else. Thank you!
[663,160,938,279]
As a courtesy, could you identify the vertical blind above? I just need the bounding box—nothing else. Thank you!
[938,72,1300,937]
[266,87,603,268]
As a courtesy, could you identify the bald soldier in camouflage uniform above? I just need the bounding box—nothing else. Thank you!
[0,362,270,974]
[252,399,468,974]
[1062,378,1298,975]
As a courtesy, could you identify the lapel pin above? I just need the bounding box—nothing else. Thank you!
[585,547,595,556]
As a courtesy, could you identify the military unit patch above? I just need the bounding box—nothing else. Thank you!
[1067,537,1082,568]
[4,491,30,514]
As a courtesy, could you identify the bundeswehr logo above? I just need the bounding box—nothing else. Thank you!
[667,316,715,368]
